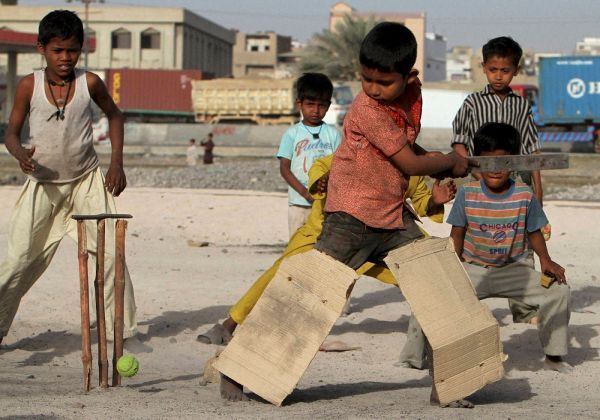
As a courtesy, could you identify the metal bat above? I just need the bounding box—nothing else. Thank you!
[469,153,569,172]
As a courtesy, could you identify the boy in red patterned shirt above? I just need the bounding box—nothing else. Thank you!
[315,22,470,273]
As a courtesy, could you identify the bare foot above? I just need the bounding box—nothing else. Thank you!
[430,385,474,408]
[527,316,540,326]
[341,299,352,317]
[393,360,427,370]
[437,400,475,408]
[545,355,573,373]
[198,322,234,345]
[220,374,249,402]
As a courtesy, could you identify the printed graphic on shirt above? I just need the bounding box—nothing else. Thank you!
[277,123,341,206]
[447,180,548,267]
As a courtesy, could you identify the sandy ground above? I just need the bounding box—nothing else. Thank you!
[0,186,599,419]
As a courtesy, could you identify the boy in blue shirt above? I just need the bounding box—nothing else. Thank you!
[277,73,341,237]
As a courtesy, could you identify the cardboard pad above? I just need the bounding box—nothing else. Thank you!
[385,237,505,405]
[214,249,358,405]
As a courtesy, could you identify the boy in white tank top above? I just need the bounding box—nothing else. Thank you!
[0,10,139,348]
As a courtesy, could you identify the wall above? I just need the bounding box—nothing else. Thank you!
[0,5,234,77]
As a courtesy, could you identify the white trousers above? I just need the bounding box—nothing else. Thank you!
[287,205,311,238]
[0,168,137,340]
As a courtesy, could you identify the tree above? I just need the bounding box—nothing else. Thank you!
[298,14,379,81]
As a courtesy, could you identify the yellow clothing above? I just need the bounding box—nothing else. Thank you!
[229,155,444,324]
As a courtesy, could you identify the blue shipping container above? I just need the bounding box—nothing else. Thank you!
[538,56,600,125]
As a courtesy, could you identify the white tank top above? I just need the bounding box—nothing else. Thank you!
[29,68,99,182]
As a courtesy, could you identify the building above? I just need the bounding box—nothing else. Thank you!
[575,38,600,56]
[446,46,472,82]
[232,31,292,78]
[329,2,427,79]
[424,32,446,82]
[0,4,234,77]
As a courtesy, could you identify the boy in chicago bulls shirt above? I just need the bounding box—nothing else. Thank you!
[405,122,571,375]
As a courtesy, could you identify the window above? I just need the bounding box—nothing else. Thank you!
[250,45,259,52]
[141,28,160,49]
[111,28,131,49]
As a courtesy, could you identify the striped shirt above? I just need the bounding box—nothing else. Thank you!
[451,85,540,156]
[447,180,547,267]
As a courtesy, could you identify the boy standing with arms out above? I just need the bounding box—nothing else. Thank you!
[277,73,341,237]
[449,123,570,372]
[0,10,137,346]
[402,123,571,396]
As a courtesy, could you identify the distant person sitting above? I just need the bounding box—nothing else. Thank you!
[201,133,214,164]
[186,138,198,166]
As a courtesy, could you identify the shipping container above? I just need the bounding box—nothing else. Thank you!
[191,78,351,125]
[538,57,600,125]
[105,69,212,122]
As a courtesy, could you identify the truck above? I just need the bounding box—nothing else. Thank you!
[512,56,600,153]
[191,78,352,126]
[105,69,213,123]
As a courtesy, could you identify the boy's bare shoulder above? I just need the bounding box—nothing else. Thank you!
[14,73,35,101]
[84,71,104,88]
[17,73,35,90]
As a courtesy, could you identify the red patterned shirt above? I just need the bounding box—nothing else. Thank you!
[325,81,423,229]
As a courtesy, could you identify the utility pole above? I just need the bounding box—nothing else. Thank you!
[66,0,104,70]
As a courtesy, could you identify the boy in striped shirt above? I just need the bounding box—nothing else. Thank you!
[449,122,570,373]
[451,36,542,204]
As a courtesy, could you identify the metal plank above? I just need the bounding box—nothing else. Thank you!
[470,153,569,172]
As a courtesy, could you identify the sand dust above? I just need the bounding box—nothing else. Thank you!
[1,186,599,419]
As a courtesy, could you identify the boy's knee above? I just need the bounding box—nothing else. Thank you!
[546,283,570,308]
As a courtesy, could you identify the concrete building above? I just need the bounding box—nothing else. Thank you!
[424,32,446,82]
[232,31,292,78]
[329,2,427,78]
[575,37,600,56]
[0,4,234,77]
[446,46,472,82]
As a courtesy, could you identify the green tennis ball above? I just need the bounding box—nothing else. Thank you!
[116,355,139,377]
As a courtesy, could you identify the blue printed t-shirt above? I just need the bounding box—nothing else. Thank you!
[447,179,548,267]
[277,122,341,206]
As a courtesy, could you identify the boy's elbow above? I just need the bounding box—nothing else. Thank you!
[402,166,420,176]
[107,108,124,123]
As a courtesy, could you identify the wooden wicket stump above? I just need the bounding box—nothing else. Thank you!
[214,250,358,406]
[73,213,132,392]
[385,237,505,405]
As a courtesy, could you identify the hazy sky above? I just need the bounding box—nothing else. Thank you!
[19,0,600,53]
